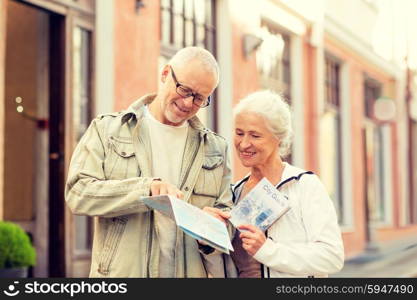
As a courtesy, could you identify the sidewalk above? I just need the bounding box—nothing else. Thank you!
[332,238,417,278]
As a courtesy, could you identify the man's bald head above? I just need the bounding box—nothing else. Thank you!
[168,47,219,86]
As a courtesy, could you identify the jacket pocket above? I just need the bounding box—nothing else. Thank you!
[105,136,140,179]
[97,216,128,276]
[202,154,223,170]
[192,154,224,207]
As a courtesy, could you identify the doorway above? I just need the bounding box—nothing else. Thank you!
[4,0,66,277]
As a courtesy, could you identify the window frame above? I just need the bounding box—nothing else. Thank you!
[71,19,95,260]
[363,75,392,226]
[322,53,344,224]
[256,20,292,103]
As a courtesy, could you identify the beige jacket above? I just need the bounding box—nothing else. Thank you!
[65,94,235,277]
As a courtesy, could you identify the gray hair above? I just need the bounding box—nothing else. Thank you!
[169,47,220,86]
[233,90,293,157]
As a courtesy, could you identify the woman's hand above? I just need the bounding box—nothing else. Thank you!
[238,224,266,256]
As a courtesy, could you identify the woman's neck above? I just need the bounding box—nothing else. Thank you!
[250,158,285,185]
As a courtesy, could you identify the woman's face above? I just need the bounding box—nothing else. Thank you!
[234,112,280,168]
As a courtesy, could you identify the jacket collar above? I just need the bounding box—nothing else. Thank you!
[120,93,207,134]
[231,162,310,194]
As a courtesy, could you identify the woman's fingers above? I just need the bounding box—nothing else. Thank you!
[238,224,259,233]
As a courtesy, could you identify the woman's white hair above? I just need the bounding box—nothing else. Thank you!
[169,47,219,86]
[233,90,293,157]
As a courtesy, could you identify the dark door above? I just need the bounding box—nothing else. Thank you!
[48,12,66,277]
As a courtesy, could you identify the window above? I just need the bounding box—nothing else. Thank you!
[256,22,291,103]
[160,0,217,129]
[73,26,93,254]
[363,77,388,224]
[73,27,92,142]
[161,0,215,50]
[325,57,340,107]
[320,55,343,224]
[364,79,380,119]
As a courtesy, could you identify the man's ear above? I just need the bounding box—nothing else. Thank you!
[161,65,170,83]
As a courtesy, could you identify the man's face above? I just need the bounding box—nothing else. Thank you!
[157,61,217,126]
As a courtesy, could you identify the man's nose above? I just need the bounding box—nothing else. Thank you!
[182,95,194,108]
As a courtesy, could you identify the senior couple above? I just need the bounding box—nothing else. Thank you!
[65,47,344,278]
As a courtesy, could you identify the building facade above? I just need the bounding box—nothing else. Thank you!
[0,0,416,277]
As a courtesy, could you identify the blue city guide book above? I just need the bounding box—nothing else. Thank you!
[141,195,234,254]
[230,177,291,232]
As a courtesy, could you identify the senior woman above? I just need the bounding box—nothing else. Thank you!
[228,90,344,278]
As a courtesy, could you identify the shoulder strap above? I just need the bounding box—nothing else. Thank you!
[276,171,314,190]
[231,176,249,203]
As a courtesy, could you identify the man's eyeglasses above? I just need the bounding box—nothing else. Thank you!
[170,66,211,108]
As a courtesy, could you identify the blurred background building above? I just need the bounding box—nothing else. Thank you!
[0,0,416,277]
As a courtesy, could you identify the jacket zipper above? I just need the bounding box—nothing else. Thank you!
[179,138,201,190]
[222,254,228,278]
[146,211,154,277]
[178,135,202,277]
[264,229,270,278]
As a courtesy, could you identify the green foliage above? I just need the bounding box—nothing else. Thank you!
[0,221,36,268]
